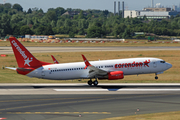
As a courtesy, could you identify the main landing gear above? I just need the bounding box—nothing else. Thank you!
[87,79,99,86]
[155,73,158,80]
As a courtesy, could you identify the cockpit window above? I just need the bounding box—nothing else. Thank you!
[160,61,165,63]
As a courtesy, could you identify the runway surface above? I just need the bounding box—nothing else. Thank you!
[0,46,180,54]
[0,83,180,120]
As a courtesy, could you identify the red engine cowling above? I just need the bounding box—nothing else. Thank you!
[108,71,124,80]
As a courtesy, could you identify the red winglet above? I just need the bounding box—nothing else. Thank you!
[81,54,91,69]
[51,55,59,64]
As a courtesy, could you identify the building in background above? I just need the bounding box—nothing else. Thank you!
[172,5,180,12]
[124,10,178,20]
[113,1,124,18]
[143,7,171,12]
[62,11,88,17]
[123,0,180,20]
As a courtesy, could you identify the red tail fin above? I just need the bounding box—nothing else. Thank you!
[51,55,59,64]
[9,37,51,68]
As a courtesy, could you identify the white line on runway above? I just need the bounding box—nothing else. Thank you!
[1,83,180,86]
[54,89,180,92]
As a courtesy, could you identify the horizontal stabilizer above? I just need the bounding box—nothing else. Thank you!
[5,67,17,70]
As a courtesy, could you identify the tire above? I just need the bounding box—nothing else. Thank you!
[88,80,93,86]
[93,80,98,86]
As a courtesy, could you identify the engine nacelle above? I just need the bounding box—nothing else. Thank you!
[108,71,124,80]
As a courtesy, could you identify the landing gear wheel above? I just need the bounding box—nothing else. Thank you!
[93,80,98,86]
[155,76,158,80]
[87,79,93,86]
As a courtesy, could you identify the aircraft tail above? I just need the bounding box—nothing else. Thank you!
[9,37,51,68]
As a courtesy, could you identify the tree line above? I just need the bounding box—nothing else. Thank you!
[0,3,180,38]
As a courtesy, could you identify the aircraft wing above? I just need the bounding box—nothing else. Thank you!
[82,54,108,78]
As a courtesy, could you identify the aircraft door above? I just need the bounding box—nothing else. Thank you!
[42,71,45,76]
[41,68,46,76]
[153,62,157,68]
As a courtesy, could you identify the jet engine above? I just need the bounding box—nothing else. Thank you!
[108,71,124,80]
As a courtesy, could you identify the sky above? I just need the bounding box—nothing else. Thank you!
[5,0,180,12]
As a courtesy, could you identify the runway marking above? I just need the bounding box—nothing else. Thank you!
[0,94,172,112]
[0,97,103,103]
[0,112,111,115]
[0,96,128,111]
[54,89,180,92]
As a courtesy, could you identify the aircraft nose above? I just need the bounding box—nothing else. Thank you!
[166,63,172,69]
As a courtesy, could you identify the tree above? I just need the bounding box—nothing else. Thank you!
[35,26,54,35]
[69,31,75,38]
[51,20,56,28]
[102,10,109,17]
[35,26,45,35]
[0,4,4,12]
[55,7,65,17]
[86,25,106,38]
[56,20,64,27]
[11,14,22,23]
[20,25,33,35]
[4,3,12,9]
[38,8,44,13]
[78,10,84,19]
[122,29,131,38]
[12,4,23,12]
[46,10,57,21]
[44,26,54,35]
[0,14,12,37]
[12,25,21,35]
[113,23,126,37]
[27,8,32,14]
[64,19,71,28]
[78,28,85,35]
[78,19,88,29]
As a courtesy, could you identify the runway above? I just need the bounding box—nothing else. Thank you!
[1,46,180,54]
[1,83,180,94]
[0,83,180,120]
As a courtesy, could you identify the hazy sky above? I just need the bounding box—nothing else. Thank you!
[6,0,180,12]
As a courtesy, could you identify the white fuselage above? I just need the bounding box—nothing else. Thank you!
[26,57,172,80]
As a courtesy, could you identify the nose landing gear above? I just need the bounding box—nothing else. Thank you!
[155,73,158,80]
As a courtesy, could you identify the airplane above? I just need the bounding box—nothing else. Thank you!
[51,55,59,64]
[6,37,172,86]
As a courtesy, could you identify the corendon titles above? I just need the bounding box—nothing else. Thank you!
[11,40,27,59]
[115,60,150,68]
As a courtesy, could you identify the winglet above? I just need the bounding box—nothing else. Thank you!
[51,55,59,64]
[81,54,91,69]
